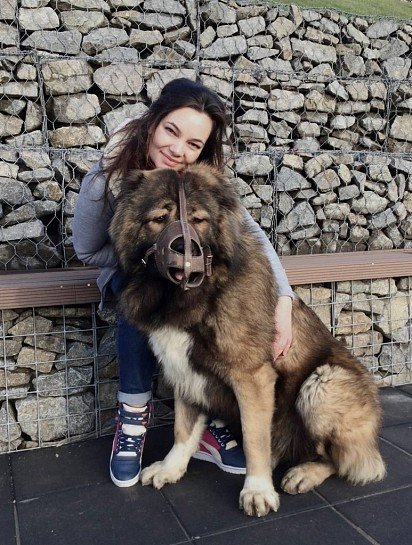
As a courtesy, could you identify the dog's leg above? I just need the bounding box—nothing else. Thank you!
[281,461,335,494]
[294,363,386,489]
[141,397,206,489]
[232,365,279,517]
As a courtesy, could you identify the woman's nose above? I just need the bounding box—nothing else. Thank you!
[170,141,184,156]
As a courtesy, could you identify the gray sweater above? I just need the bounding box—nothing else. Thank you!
[72,161,293,308]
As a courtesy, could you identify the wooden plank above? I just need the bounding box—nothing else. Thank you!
[1,250,412,309]
[281,250,412,285]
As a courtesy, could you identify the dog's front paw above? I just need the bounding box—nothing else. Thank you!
[239,476,280,517]
[140,461,186,489]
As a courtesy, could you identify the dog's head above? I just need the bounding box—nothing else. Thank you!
[110,164,243,287]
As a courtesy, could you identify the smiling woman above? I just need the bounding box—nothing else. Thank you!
[72,77,295,490]
[148,107,213,170]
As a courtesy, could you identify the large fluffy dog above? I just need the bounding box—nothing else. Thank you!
[110,164,385,517]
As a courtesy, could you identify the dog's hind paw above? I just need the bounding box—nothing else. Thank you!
[140,461,186,489]
[239,477,280,517]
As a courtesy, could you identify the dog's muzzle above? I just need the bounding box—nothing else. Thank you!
[142,176,212,290]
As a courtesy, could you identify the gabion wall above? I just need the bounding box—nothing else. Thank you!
[0,1,411,266]
[1,1,412,452]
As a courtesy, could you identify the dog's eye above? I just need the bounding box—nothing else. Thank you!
[192,217,206,224]
[153,215,167,223]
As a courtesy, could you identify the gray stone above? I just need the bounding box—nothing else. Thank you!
[17,346,56,373]
[33,181,63,201]
[339,184,360,200]
[367,20,399,38]
[18,7,59,30]
[268,16,296,39]
[0,220,45,242]
[201,1,236,24]
[49,126,106,148]
[277,201,316,233]
[0,99,26,116]
[361,115,386,132]
[119,11,183,31]
[238,16,266,38]
[305,89,336,113]
[8,315,52,336]
[369,230,394,250]
[24,334,65,353]
[297,122,320,138]
[0,369,31,388]
[55,0,110,10]
[380,39,409,60]
[95,47,139,62]
[0,178,33,205]
[346,23,370,45]
[129,29,163,47]
[52,93,101,123]
[0,113,23,137]
[0,22,18,46]
[0,0,17,20]
[0,402,21,443]
[382,58,411,79]
[268,90,304,112]
[22,30,82,55]
[379,343,409,374]
[83,28,128,55]
[323,203,350,220]
[33,366,93,397]
[390,115,412,142]
[235,155,272,177]
[42,60,93,95]
[276,167,311,191]
[25,101,42,132]
[93,63,143,96]
[103,103,148,135]
[200,27,216,49]
[68,392,95,436]
[0,80,38,98]
[60,10,108,34]
[342,54,365,76]
[336,101,371,114]
[313,169,340,192]
[330,115,355,130]
[291,38,337,63]
[304,154,333,178]
[217,24,239,39]
[15,395,67,442]
[202,36,247,59]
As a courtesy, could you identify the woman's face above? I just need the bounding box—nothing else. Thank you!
[148,107,214,170]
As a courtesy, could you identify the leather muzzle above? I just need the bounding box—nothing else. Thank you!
[142,175,212,290]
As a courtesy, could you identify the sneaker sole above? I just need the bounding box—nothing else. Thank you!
[192,451,246,475]
[110,466,141,488]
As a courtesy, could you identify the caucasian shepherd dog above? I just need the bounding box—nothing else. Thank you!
[109,164,386,517]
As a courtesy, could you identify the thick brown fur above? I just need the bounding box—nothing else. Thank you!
[110,164,386,516]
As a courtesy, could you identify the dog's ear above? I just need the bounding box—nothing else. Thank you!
[118,169,149,199]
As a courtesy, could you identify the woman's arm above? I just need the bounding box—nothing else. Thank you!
[243,210,294,360]
[243,210,293,298]
[72,161,118,269]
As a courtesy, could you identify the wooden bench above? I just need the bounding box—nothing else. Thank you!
[1,249,412,310]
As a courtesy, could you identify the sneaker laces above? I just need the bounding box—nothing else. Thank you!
[114,404,149,457]
[208,420,238,450]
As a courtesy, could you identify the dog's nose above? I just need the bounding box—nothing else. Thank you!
[171,237,201,256]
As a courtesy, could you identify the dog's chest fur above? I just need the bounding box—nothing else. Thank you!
[148,326,210,408]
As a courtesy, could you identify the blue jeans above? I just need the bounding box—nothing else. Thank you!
[110,272,157,406]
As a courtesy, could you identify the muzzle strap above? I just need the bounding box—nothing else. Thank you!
[178,176,192,281]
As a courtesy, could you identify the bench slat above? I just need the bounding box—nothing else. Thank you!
[1,250,412,310]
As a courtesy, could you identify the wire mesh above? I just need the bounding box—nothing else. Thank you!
[0,1,411,452]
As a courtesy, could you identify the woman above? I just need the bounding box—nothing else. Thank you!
[73,78,293,488]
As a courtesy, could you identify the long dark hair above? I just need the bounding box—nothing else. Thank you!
[102,78,229,192]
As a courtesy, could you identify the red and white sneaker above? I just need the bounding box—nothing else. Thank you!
[192,419,246,475]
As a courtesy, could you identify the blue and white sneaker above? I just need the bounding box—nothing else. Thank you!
[110,403,150,488]
[192,419,246,475]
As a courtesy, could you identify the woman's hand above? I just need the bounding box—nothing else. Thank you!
[272,295,293,361]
